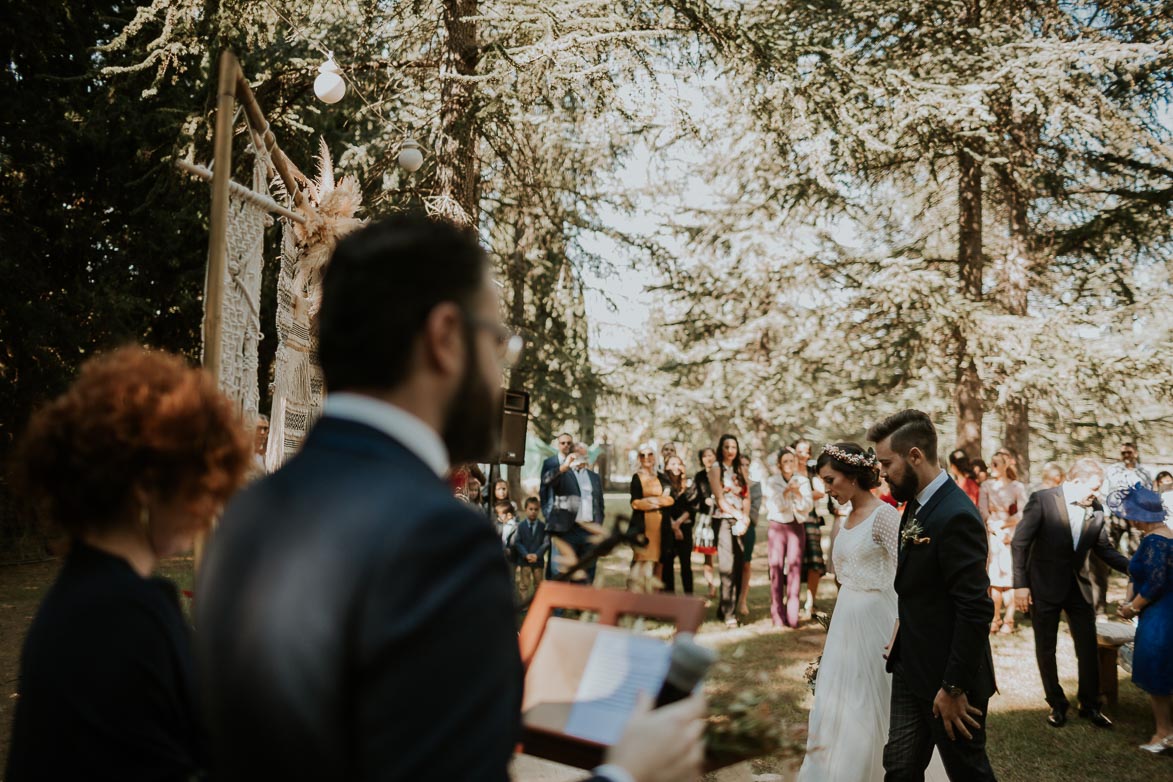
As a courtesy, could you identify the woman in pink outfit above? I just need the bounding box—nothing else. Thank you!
[766,448,811,627]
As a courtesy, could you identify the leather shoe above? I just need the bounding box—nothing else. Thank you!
[1078,708,1113,728]
[1047,707,1068,728]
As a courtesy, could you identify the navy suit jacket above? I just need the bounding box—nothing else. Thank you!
[196,417,530,781]
[890,477,997,701]
[513,518,550,565]
[540,455,605,534]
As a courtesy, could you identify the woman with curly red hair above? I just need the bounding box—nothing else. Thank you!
[5,346,250,782]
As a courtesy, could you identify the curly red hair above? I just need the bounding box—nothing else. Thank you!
[15,346,251,536]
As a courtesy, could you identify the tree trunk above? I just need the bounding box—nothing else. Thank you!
[1001,397,1030,482]
[954,146,985,458]
[436,0,480,226]
[998,169,1032,481]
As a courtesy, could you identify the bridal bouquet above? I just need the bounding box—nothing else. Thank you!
[803,656,821,695]
[803,611,832,694]
[705,687,807,767]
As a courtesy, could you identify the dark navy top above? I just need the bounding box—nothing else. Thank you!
[6,543,203,781]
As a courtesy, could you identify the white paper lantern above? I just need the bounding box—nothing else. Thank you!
[398,139,424,173]
[313,57,346,104]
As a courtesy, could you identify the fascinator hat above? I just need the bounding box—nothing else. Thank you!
[1107,482,1168,524]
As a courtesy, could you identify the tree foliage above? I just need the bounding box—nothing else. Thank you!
[637,0,1173,470]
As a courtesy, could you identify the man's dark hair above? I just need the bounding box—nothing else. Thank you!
[866,409,938,463]
[1122,441,1138,450]
[318,212,487,393]
[524,496,541,508]
[949,449,973,475]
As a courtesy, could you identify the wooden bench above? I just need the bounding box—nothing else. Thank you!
[1096,620,1136,707]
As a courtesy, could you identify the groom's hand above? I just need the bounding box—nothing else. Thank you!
[932,689,983,741]
[1015,588,1032,613]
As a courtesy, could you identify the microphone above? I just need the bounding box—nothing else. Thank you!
[654,633,718,708]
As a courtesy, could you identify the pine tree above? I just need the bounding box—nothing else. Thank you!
[651,0,1173,470]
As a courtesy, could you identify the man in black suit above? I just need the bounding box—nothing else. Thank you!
[869,410,998,782]
[540,432,577,518]
[195,214,704,782]
[1011,458,1130,728]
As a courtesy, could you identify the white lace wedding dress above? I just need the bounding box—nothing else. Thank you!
[797,504,947,782]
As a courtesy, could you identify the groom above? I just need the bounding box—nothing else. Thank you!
[869,410,998,782]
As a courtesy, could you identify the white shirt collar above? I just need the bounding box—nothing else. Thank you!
[1062,482,1090,507]
[916,469,950,507]
[322,392,449,477]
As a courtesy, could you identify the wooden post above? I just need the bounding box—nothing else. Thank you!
[201,51,239,386]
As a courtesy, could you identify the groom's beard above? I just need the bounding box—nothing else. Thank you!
[888,469,920,505]
[442,344,501,465]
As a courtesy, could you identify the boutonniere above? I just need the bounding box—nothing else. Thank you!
[901,518,931,549]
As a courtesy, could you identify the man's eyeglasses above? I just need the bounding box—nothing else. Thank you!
[466,314,524,368]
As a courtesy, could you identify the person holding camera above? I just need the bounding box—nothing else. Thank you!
[541,440,605,582]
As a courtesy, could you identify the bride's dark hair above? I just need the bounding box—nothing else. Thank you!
[815,441,880,490]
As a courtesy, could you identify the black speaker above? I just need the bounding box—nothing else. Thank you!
[496,389,529,466]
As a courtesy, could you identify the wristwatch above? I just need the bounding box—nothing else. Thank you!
[942,682,966,698]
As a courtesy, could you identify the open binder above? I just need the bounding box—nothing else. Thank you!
[517,581,708,770]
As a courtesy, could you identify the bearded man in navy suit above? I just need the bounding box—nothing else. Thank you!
[196,213,704,782]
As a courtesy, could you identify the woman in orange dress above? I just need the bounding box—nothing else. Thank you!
[630,444,674,589]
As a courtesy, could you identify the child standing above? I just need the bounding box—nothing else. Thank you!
[513,497,549,602]
[495,499,519,596]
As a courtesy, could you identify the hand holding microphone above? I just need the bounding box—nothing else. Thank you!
[655,633,718,708]
[606,634,715,782]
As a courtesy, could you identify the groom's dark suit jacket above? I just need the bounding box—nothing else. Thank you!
[1010,488,1129,605]
[889,477,997,701]
[196,417,606,781]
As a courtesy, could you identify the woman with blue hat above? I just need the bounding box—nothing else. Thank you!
[1111,482,1173,754]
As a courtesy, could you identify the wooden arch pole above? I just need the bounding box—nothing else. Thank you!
[200,51,238,383]
[201,50,310,381]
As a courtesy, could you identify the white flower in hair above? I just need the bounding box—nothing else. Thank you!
[821,444,878,468]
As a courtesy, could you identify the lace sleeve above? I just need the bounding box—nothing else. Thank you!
[872,503,901,562]
[1136,536,1169,602]
[1011,482,1028,522]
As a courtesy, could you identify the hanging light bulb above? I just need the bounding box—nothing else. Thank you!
[313,55,346,104]
[398,138,424,173]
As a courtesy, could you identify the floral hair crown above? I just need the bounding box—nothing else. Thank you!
[822,444,878,468]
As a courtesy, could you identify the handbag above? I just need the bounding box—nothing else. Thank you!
[694,513,715,548]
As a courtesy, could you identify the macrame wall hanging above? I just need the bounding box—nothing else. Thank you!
[216,147,272,433]
[183,53,372,479]
[265,141,364,471]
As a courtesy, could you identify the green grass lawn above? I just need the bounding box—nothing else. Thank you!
[1,510,1167,780]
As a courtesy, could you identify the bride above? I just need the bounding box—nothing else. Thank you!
[797,442,946,782]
